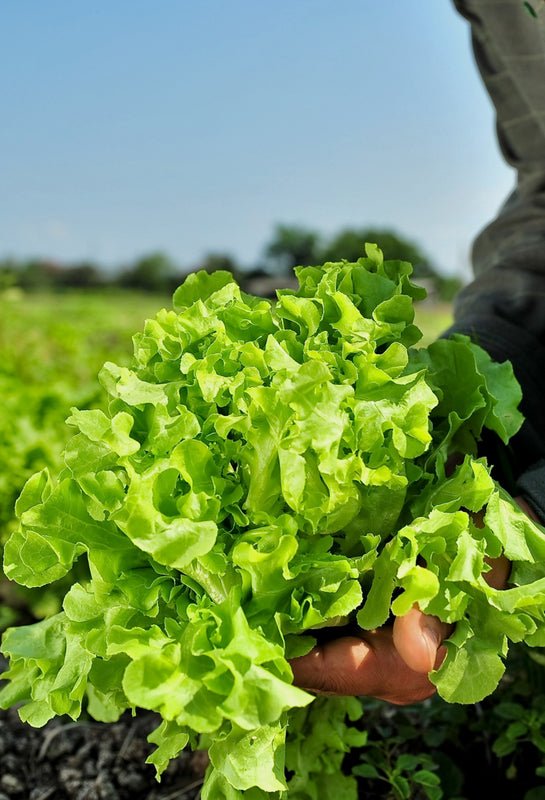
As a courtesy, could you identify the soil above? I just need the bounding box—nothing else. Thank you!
[0,707,205,800]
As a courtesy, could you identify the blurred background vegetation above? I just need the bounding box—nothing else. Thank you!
[0,224,462,302]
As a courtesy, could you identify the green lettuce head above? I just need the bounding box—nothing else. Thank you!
[2,246,545,798]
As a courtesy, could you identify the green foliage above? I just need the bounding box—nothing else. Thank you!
[348,644,545,798]
[264,225,322,273]
[1,222,463,299]
[116,251,178,292]
[57,262,104,289]
[0,252,541,796]
[284,697,366,800]
[354,751,442,800]
[17,260,62,291]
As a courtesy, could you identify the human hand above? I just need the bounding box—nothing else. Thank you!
[290,512,520,705]
[290,606,451,704]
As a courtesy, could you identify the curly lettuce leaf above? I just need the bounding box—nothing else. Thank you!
[2,251,541,796]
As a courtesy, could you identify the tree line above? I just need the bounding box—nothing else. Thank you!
[0,225,463,300]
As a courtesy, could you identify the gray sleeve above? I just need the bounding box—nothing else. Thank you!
[449,0,545,508]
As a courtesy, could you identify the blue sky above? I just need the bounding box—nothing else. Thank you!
[1,1,514,277]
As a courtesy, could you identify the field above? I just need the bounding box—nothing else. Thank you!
[0,292,166,525]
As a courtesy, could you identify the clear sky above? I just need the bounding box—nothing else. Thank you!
[1,1,514,277]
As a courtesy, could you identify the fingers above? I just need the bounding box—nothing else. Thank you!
[391,549,510,676]
[290,635,374,695]
[393,605,451,673]
[290,500,522,703]
[290,629,439,705]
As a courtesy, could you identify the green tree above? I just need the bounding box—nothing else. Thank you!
[58,262,104,289]
[18,259,62,291]
[117,252,176,292]
[264,224,321,274]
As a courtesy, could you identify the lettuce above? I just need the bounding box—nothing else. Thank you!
[3,247,545,797]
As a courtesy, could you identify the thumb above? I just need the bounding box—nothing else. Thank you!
[393,605,451,673]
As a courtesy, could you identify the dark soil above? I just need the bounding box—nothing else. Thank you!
[0,707,205,800]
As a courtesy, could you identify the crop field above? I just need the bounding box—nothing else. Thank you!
[0,291,163,543]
